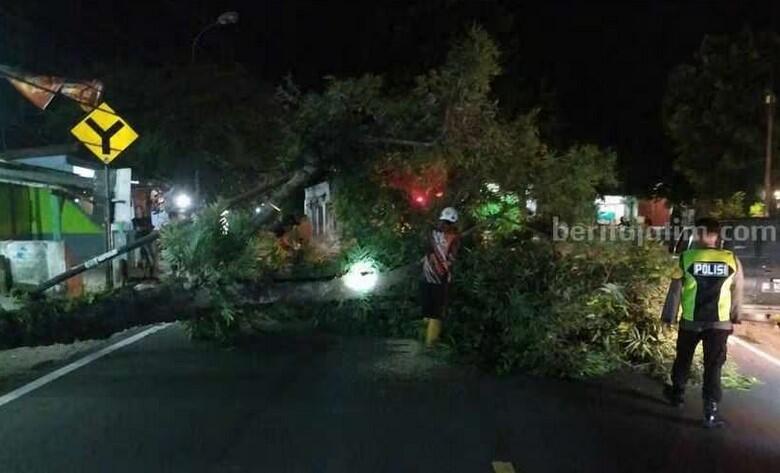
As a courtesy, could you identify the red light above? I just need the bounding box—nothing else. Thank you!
[411,191,429,208]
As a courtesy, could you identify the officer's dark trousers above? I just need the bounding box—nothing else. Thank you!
[671,328,731,402]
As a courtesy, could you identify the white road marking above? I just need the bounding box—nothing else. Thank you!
[729,335,780,370]
[0,323,171,409]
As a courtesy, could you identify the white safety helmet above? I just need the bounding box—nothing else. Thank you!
[439,207,459,223]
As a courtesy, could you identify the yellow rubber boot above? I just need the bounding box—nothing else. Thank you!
[425,318,442,346]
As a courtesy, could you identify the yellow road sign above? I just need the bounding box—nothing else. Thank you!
[70,102,138,164]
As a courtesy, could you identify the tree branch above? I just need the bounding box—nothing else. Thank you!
[252,165,319,226]
[220,173,290,211]
[361,136,437,148]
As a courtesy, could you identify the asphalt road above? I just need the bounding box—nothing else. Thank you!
[0,323,778,473]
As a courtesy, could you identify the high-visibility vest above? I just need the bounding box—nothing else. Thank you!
[422,228,459,284]
[679,248,737,322]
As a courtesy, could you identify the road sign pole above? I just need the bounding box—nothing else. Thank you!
[69,101,138,291]
[104,163,113,289]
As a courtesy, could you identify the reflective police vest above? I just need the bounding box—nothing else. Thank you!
[679,248,737,323]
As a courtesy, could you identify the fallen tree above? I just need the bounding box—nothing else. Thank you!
[0,28,760,390]
[0,285,193,349]
[161,28,655,380]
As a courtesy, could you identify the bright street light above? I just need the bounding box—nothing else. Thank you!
[174,193,192,210]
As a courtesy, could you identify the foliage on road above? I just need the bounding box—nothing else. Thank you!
[721,361,762,390]
[0,286,183,349]
[447,237,674,377]
[290,236,676,378]
[160,204,289,341]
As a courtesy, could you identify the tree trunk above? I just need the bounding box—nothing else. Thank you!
[220,173,289,211]
[253,165,318,225]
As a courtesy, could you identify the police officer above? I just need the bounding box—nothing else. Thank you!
[661,217,743,428]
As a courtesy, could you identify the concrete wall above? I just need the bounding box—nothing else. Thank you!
[0,182,104,265]
[0,240,67,288]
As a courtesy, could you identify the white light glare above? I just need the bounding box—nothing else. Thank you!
[486,182,501,193]
[774,190,780,200]
[343,259,379,292]
[174,193,192,210]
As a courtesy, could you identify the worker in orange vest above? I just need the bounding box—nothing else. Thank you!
[421,207,461,346]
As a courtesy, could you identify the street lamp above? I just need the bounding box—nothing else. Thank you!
[191,11,239,63]
[174,193,193,211]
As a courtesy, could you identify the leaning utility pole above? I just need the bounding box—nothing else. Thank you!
[765,91,776,217]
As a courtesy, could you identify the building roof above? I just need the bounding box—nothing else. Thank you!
[0,143,101,171]
[0,144,80,161]
[0,159,93,193]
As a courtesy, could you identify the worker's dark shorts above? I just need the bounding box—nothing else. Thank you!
[420,281,450,319]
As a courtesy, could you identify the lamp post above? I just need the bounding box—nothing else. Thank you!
[191,11,239,64]
[190,11,238,199]
[765,91,776,217]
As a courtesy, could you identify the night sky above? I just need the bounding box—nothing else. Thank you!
[3,0,780,194]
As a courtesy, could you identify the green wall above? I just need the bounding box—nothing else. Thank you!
[0,183,102,240]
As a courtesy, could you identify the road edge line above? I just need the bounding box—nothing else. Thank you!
[729,335,780,370]
[0,323,172,409]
